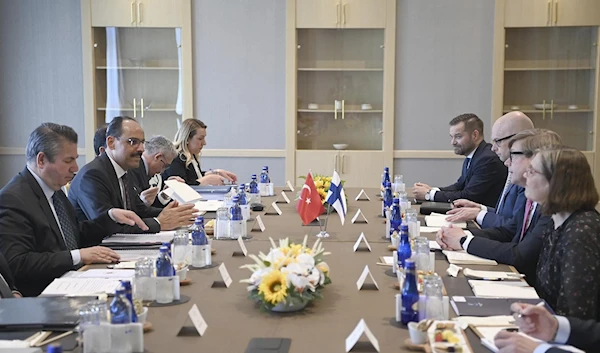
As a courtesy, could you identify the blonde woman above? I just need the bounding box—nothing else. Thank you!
[162,119,237,185]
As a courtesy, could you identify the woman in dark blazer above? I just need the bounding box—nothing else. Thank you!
[162,119,237,185]
[525,147,600,321]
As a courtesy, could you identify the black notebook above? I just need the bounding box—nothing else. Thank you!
[450,296,553,317]
[0,297,95,331]
[419,202,453,215]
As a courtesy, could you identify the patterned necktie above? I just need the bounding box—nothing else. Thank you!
[52,192,79,250]
[121,173,132,210]
[519,199,534,241]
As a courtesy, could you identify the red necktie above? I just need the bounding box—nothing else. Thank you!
[520,199,533,241]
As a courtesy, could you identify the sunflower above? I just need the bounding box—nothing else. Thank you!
[258,270,288,305]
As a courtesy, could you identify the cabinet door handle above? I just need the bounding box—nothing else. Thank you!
[131,1,136,24]
[334,100,338,120]
[334,155,339,171]
[542,99,546,120]
[133,98,137,118]
[341,99,345,120]
[343,4,347,25]
[554,1,558,25]
[550,99,554,120]
[140,98,144,118]
[137,2,142,24]
[336,3,340,26]
[547,1,551,26]
[342,155,346,173]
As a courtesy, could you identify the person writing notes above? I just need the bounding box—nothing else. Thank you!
[445,111,533,228]
[436,130,561,284]
[0,123,148,296]
[68,116,196,234]
[412,113,507,207]
[494,302,599,353]
[162,118,237,185]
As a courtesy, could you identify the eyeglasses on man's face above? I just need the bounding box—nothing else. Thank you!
[119,137,145,147]
[492,134,516,147]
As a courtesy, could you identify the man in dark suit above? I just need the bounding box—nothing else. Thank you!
[412,113,508,207]
[494,302,600,352]
[68,116,195,234]
[446,111,534,228]
[436,130,562,284]
[130,135,182,208]
[0,123,148,296]
[0,252,19,298]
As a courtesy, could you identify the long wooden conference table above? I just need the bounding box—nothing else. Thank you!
[98,187,507,353]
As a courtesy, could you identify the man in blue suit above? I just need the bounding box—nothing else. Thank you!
[446,111,534,228]
[436,129,562,285]
[412,113,508,207]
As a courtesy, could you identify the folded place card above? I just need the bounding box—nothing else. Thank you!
[356,265,379,291]
[251,215,266,232]
[232,236,248,257]
[355,189,371,201]
[264,202,283,216]
[353,232,372,252]
[351,209,368,224]
[276,191,291,204]
[345,319,380,353]
[212,263,232,288]
[180,304,207,337]
[286,180,295,192]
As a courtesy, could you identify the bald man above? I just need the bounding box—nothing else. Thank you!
[445,111,534,228]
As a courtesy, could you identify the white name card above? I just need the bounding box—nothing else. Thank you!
[345,319,380,353]
[351,209,368,224]
[286,180,295,192]
[355,189,371,201]
[356,265,379,291]
[188,304,208,336]
[252,215,266,232]
[218,263,232,288]
[280,191,291,204]
[236,236,248,257]
[353,232,372,252]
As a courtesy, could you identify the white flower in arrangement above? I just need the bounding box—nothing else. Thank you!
[296,253,315,268]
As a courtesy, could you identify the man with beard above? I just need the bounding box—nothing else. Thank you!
[68,116,196,234]
[0,123,149,296]
[412,113,507,207]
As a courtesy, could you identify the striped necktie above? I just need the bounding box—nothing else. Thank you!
[52,192,79,250]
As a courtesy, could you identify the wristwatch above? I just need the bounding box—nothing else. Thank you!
[459,236,467,246]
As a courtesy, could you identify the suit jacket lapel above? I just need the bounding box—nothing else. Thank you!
[100,153,125,209]
[22,168,66,250]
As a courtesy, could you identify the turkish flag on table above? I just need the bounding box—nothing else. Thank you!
[297,172,325,225]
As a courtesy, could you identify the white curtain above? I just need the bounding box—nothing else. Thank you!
[105,27,125,123]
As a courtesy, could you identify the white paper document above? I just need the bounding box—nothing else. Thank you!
[165,180,202,204]
[345,319,380,353]
[104,231,176,244]
[420,226,442,233]
[194,200,224,212]
[443,250,498,265]
[115,249,159,261]
[41,278,123,296]
[61,269,135,280]
[463,268,524,281]
[468,280,539,299]
[425,213,467,229]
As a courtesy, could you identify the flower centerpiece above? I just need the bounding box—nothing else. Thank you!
[240,236,332,312]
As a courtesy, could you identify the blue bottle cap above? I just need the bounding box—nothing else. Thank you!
[262,167,267,170]
[232,195,239,202]
[251,174,256,178]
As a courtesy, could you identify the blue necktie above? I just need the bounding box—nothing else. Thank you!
[462,157,471,176]
[52,192,79,250]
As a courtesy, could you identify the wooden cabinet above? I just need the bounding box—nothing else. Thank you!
[296,0,386,29]
[91,0,184,28]
[504,0,600,28]
[288,0,395,187]
[81,0,193,160]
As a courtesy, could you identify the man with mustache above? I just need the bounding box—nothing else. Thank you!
[69,116,195,234]
[412,113,507,207]
[0,123,148,296]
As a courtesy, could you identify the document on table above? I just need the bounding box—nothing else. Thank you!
[420,226,442,233]
[104,231,176,245]
[40,278,123,296]
[61,269,135,280]
[194,200,224,212]
[429,241,442,250]
[463,268,524,281]
[468,280,539,299]
[115,249,159,261]
[481,332,584,352]
[425,213,467,229]
[443,250,498,265]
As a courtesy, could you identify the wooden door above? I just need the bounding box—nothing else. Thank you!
[504,0,552,28]
[341,0,386,29]
[91,0,135,27]
[296,0,340,29]
[338,151,384,187]
[554,0,600,26]
[137,0,184,27]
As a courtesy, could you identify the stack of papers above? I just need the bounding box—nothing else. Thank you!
[468,280,539,299]
[443,250,498,265]
[61,269,135,280]
[103,231,176,248]
[40,278,123,296]
[115,249,160,261]
[425,213,467,229]
[463,268,524,281]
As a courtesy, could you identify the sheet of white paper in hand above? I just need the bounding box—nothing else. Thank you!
[356,265,379,290]
[443,250,498,265]
[353,232,371,252]
[193,200,224,212]
[164,180,202,204]
[345,319,380,353]
[425,213,467,229]
[188,304,208,336]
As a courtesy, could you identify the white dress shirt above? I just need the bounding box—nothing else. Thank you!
[27,166,81,266]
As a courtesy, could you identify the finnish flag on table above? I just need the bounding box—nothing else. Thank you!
[325,170,348,225]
